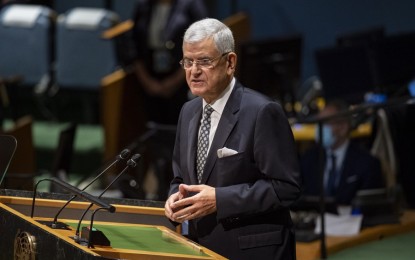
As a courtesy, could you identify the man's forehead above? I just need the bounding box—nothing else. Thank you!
[183,38,216,50]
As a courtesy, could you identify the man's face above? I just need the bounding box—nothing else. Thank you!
[182,38,236,103]
[320,105,350,149]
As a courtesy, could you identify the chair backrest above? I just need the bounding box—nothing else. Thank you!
[112,0,137,21]
[55,7,120,89]
[0,4,55,86]
[0,135,17,186]
[51,123,77,177]
[1,115,36,190]
[49,123,77,193]
[54,0,106,14]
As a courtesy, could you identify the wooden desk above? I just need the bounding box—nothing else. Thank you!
[291,122,372,142]
[296,211,415,260]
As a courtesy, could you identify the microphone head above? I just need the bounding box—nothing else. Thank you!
[108,205,116,213]
[127,154,141,168]
[119,149,131,160]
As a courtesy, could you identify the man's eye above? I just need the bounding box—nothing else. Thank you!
[199,59,211,65]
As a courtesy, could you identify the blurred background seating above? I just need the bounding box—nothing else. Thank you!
[53,7,120,124]
[0,4,56,121]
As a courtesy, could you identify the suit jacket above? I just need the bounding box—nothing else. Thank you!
[169,81,301,259]
[300,142,384,205]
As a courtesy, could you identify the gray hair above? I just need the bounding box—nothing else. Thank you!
[183,18,235,54]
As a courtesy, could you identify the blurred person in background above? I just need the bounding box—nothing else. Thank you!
[300,99,384,205]
[124,0,207,200]
[132,0,208,124]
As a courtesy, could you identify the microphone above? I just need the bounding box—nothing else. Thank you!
[31,177,116,219]
[298,76,323,117]
[50,149,130,229]
[74,153,141,244]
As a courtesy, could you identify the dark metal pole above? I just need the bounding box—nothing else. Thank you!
[104,0,112,10]
[317,122,327,259]
[231,0,238,14]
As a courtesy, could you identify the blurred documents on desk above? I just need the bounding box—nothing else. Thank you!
[315,213,363,236]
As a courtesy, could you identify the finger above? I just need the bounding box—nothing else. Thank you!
[165,200,174,218]
[165,192,180,216]
[179,183,189,193]
[172,204,195,220]
[181,184,204,193]
[175,210,197,222]
[175,213,191,220]
[178,184,189,199]
[171,196,193,210]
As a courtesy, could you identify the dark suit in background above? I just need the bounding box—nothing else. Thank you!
[300,141,384,205]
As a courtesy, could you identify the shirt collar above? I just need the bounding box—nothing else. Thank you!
[203,77,235,115]
[328,139,349,164]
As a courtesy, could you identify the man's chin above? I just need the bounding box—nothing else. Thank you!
[190,86,204,96]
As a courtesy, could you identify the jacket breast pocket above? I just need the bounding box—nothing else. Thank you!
[215,152,258,185]
[216,151,244,172]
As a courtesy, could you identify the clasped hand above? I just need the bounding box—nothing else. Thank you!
[165,184,216,223]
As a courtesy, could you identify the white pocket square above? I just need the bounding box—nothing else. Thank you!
[217,147,238,158]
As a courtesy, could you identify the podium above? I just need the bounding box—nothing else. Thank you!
[0,189,227,259]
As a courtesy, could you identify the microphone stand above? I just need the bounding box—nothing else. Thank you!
[31,177,116,227]
[49,149,130,228]
[74,154,141,245]
[87,207,109,248]
[295,95,413,259]
[316,121,327,259]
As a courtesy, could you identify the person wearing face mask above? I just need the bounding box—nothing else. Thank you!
[299,99,384,205]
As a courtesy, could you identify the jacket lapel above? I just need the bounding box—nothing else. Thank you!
[336,144,352,190]
[187,102,203,184]
[201,83,242,183]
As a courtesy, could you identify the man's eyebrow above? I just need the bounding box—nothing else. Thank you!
[183,55,211,60]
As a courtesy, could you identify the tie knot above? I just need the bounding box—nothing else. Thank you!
[204,104,214,117]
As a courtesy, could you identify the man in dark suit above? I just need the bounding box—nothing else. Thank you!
[300,99,384,205]
[164,18,301,259]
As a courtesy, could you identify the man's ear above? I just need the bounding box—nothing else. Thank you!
[227,52,237,74]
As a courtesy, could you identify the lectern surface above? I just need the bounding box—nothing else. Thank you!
[0,192,227,259]
[66,221,208,257]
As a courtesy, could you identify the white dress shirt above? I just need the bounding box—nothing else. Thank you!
[200,77,236,153]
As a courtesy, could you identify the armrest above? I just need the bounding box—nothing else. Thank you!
[102,19,134,40]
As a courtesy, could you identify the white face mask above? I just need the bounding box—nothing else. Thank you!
[315,125,335,148]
